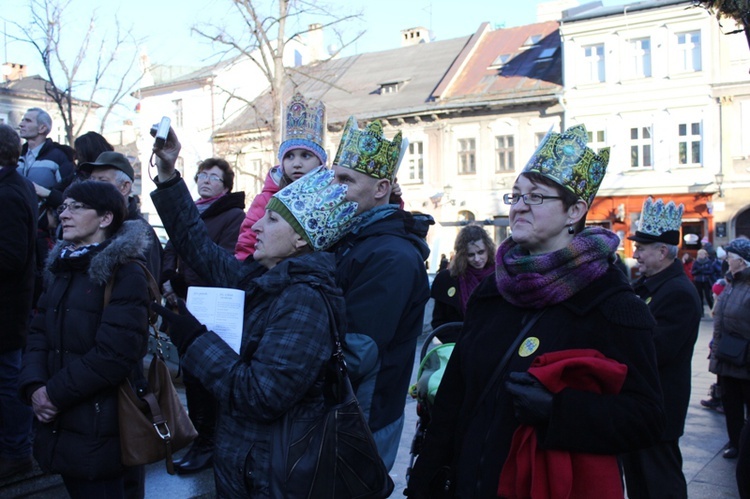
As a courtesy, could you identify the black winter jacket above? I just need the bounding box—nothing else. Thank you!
[409,266,665,498]
[19,221,151,480]
[632,259,701,440]
[0,166,38,353]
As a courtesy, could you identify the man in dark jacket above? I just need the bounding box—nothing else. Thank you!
[80,151,162,280]
[18,108,74,192]
[330,117,432,470]
[622,197,702,498]
[0,124,38,478]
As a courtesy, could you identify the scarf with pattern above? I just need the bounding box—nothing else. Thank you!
[495,227,619,308]
[458,264,494,314]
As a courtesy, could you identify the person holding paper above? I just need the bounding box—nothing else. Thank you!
[159,157,246,475]
[150,160,359,497]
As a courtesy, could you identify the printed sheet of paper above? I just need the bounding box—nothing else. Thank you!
[186,286,244,354]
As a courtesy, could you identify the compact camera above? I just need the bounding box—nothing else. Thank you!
[150,116,171,149]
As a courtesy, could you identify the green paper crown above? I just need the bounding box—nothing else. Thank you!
[266,166,359,251]
[333,117,403,181]
[522,124,609,206]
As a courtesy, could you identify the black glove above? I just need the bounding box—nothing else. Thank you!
[504,371,553,426]
[151,300,207,355]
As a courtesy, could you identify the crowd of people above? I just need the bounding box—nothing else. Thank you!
[1,100,749,499]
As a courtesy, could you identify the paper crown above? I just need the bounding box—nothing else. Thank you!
[627,197,684,245]
[266,166,358,251]
[278,92,327,165]
[333,117,405,181]
[522,124,609,206]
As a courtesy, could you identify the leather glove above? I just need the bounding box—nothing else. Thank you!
[151,300,207,355]
[504,371,553,426]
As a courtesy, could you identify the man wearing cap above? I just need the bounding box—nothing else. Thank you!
[621,197,702,499]
[330,117,433,470]
[80,151,162,279]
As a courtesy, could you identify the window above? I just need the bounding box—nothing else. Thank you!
[489,54,511,69]
[629,38,651,78]
[173,99,184,127]
[535,132,548,147]
[630,126,652,168]
[582,44,605,83]
[495,135,514,172]
[678,122,702,166]
[458,138,476,175]
[587,129,607,152]
[404,141,424,182]
[676,31,701,72]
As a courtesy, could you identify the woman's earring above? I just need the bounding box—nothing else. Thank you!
[567,224,575,235]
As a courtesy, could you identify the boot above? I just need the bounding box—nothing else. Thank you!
[173,370,217,473]
[174,436,213,474]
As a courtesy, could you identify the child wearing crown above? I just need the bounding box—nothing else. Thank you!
[235,92,328,260]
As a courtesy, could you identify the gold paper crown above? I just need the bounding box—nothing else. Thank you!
[278,92,327,164]
[522,124,609,206]
[333,117,403,181]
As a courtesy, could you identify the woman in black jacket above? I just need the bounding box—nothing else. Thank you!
[407,125,664,498]
[430,224,495,342]
[20,181,152,498]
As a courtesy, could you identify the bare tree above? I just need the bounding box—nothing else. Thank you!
[697,1,750,51]
[192,0,362,155]
[7,0,143,144]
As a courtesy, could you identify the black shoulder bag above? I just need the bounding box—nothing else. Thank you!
[270,291,394,499]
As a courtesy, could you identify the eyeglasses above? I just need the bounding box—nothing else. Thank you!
[195,172,223,183]
[503,193,563,205]
[56,202,92,215]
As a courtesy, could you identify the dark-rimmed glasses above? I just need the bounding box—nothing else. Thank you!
[503,193,563,205]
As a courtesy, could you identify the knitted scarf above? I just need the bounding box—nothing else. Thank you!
[458,264,494,314]
[495,227,619,308]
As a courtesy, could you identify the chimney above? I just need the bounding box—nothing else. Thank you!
[401,27,431,47]
[307,23,325,63]
[2,63,27,82]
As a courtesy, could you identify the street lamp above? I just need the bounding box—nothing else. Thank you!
[715,172,725,198]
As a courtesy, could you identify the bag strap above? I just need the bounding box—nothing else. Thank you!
[103,260,162,327]
[469,309,546,417]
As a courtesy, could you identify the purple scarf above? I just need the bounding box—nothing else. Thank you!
[495,227,620,308]
[459,265,494,314]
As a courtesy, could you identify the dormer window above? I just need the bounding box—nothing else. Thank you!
[521,34,542,50]
[379,79,407,94]
[537,47,557,61]
[489,54,511,69]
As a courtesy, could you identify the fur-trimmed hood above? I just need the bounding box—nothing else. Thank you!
[44,220,153,286]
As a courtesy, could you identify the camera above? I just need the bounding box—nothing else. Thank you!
[150,116,171,149]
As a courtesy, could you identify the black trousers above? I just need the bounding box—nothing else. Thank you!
[738,419,750,499]
[621,439,687,499]
[720,375,750,448]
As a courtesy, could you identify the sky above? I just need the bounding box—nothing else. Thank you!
[0,0,620,125]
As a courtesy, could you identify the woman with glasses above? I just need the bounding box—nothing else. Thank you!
[20,181,153,498]
[407,125,664,498]
[159,157,246,475]
[430,224,496,343]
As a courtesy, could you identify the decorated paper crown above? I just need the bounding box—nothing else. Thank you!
[627,197,684,245]
[266,166,358,251]
[278,92,327,165]
[333,116,406,181]
[522,124,609,206]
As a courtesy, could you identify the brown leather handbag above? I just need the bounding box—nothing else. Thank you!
[118,351,197,474]
[105,261,197,474]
